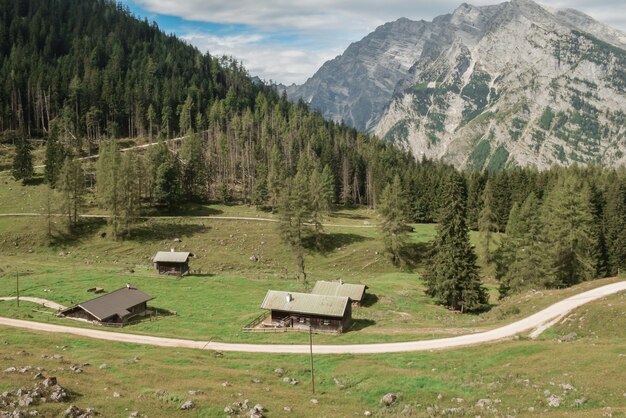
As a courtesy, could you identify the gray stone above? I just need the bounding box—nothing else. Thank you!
[381,393,398,406]
[574,398,586,407]
[364,411,372,416]
[273,368,285,375]
[310,399,319,404]
[33,373,44,380]
[63,405,81,418]
[224,406,234,414]
[129,412,139,418]
[547,395,561,407]
[559,333,578,342]
[112,392,121,398]
[283,406,292,412]
[180,400,194,410]
[253,404,265,412]
[99,364,108,370]
[3,367,17,373]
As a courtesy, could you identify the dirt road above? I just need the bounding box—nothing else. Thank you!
[0,281,623,354]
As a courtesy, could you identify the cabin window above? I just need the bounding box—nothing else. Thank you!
[322,320,330,326]
[298,317,305,323]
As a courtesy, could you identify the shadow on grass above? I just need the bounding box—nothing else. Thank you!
[331,211,369,221]
[142,204,224,217]
[360,293,379,307]
[22,176,44,186]
[303,232,371,254]
[399,241,431,271]
[350,319,376,332]
[50,217,108,246]
[131,222,210,242]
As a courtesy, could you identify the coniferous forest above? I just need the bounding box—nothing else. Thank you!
[2,0,625,310]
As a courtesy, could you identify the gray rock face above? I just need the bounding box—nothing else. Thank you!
[287,0,626,169]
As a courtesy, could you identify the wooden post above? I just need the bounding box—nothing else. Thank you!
[309,325,315,394]
[16,271,19,308]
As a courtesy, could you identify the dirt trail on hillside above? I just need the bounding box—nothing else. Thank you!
[0,297,66,310]
[0,281,624,354]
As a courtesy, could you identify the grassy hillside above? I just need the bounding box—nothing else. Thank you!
[1,291,624,417]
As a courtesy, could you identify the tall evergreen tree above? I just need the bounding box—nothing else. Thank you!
[425,172,488,312]
[540,175,595,287]
[57,156,85,228]
[478,179,499,263]
[604,180,626,276]
[378,175,408,265]
[96,141,122,239]
[12,138,34,183]
[44,120,66,186]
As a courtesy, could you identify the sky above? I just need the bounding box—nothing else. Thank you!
[120,0,626,85]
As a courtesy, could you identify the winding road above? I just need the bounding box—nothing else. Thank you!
[1,281,624,354]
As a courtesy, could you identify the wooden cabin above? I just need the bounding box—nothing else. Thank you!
[311,280,367,306]
[260,290,352,334]
[153,250,191,276]
[59,285,153,325]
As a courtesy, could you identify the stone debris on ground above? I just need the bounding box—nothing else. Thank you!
[559,332,578,342]
[0,378,75,418]
[225,400,265,417]
[381,393,398,406]
[281,377,299,385]
[547,394,561,407]
[180,400,194,410]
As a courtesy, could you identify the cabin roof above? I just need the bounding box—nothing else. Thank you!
[61,286,153,321]
[261,291,349,318]
[153,251,191,263]
[311,280,367,302]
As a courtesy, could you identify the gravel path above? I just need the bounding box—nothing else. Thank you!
[0,281,623,354]
[0,297,66,310]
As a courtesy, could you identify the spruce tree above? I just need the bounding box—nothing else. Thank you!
[478,179,498,263]
[425,172,488,312]
[12,138,34,183]
[57,156,85,228]
[604,180,626,276]
[540,175,595,287]
[96,142,122,239]
[119,153,140,237]
[44,120,66,186]
[378,174,408,265]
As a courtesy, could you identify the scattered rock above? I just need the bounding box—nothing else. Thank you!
[128,412,139,418]
[310,398,319,404]
[63,405,82,418]
[187,390,203,396]
[574,398,587,407]
[99,364,108,370]
[69,365,82,374]
[283,406,292,412]
[33,373,44,380]
[273,368,285,375]
[4,367,17,373]
[180,400,194,410]
[112,392,121,398]
[437,393,443,400]
[222,381,231,387]
[381,393,398,406]
[224,406,234,414]
[547,394,561,407]
[253,404,264,412]
[560,383,574,391]
[174,238,182,242]
[559,332,578,342]
[251,378,261,384]
[364,411,372,416]
[249,255,259,262]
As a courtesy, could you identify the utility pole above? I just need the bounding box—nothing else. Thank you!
[16,271,19,308]
[309,325,315,394]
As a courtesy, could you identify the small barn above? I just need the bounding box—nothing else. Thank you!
[312,280,367,306]
[153,250,191,276]
[260,290,352,333]
[59,285,153,325]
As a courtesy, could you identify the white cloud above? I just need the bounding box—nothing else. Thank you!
[181,32,342,84]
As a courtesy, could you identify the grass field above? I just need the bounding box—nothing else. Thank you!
[1,291,624,417]
[1,166,626,417]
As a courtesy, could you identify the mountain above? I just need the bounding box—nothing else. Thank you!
[288,0,626,169]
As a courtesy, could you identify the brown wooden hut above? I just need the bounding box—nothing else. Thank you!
[152,250,191,276]
[311,280,367,306]
[59,285,153,325]
[260,290,352,333]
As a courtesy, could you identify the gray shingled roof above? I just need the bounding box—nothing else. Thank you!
[261,291,348,317]
[153,251,190,263]
[311,280,367,302]
[63,286,153,321]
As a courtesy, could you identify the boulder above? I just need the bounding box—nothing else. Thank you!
[180,400,194,410]
[559,332,577,342]
[273,368,285,375]
[381,393,398,406]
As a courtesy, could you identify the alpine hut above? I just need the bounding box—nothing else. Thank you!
[59,285,153,325]
[260,290,352,333]
[153,250,191,276]
[311,280,367,306]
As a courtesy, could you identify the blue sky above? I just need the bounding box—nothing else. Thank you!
[121,0,626,85]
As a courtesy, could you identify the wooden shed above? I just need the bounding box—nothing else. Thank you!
[311,280,367,306]
[153,250,191,276]
[59,285,153,325]
[260,290,352,334]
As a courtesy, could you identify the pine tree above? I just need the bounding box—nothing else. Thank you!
[154,158,181,210]
[425,172,488,312]
[495,193,546,296]
[604,180,626,276]
[378,175,408,265]
[478,180,498,263]
[96,141,122,239]
[12,138,34,183]
[57,156,85,228]
[44,120,66,186]
[119,152,140,237]
[267,144,283,211]
[540,175,595,287]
